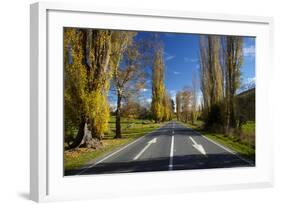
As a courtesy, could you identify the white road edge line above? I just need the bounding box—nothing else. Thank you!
[188,126,254,166]
[133,138,157,160]
[177,121,253,165]
[199,133,254,165]
[76,124,168,175]
[76,137,144,175]
[169,135,174,170]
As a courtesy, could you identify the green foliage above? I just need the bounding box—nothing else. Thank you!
[236,88,255,127]
[238,121,255,145]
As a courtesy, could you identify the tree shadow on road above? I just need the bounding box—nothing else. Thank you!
[65,153,255,176]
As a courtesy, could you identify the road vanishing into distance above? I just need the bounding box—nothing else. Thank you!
[65,122,254,176]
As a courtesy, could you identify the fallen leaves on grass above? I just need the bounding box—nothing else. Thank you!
[64,148,97,158]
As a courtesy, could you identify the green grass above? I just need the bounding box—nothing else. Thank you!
[104,116,159,138]
[64,117,162,171]
[184,121,255,161]
[240,121,255,140]
[241,121,255,134]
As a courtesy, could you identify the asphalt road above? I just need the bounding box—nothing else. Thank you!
[65,121,254,176]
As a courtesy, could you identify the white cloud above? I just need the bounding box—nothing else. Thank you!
[247,77,256,83]
[184,57,198,63]
[197,91,203,106]
[168,90,177,112]
[238,77,256,93]
[244,77,255,86]
[109,101,116,110]
[169,90,176,96]
[146,98,152,103]
[243,45,255,58]
[164,51,176,62]
[165,55,176,61]
[173,71,180,75]
[169,90,177,101]
[140,88,148,92]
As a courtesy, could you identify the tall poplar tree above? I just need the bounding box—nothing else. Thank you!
[222,36,243,133]
[176,91,182,121]
[199,35,224,127]
[151,47,165,123]
[64,28,113,149]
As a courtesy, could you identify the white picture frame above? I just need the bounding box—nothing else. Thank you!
[30,2,274,202]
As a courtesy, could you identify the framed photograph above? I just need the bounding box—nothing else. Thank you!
[30,2,274,202]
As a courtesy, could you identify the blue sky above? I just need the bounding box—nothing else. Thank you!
[139,32,255,103]
[109,31,256,107]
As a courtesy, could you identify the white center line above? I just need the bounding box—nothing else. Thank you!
[169,135,174,170]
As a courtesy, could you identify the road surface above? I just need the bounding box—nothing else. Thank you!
[65,122,254,176]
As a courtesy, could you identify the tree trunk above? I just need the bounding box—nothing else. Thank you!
[79,117,103,149]
[225,104,230,134]
[68,118,86,149]
[225,85,230,134]
[115,92,122,139]
[230,96,236,128]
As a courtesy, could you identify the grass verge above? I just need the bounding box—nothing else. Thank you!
[64,118,162,171]
[184,121,255,162]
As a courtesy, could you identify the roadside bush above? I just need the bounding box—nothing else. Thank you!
[238,121,255,146]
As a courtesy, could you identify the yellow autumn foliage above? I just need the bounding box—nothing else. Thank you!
[64,28,112,142]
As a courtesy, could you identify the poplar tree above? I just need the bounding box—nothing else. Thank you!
[191,72,198,125]
[64,28,113,149]
[176,91,182,121]
[162,91,173,121]
[151,47,165,123]
[181,87,192,123]
[64,28,87,148]
[199,35,224,127]
[222,36,243,133]
[200,36,223,108]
